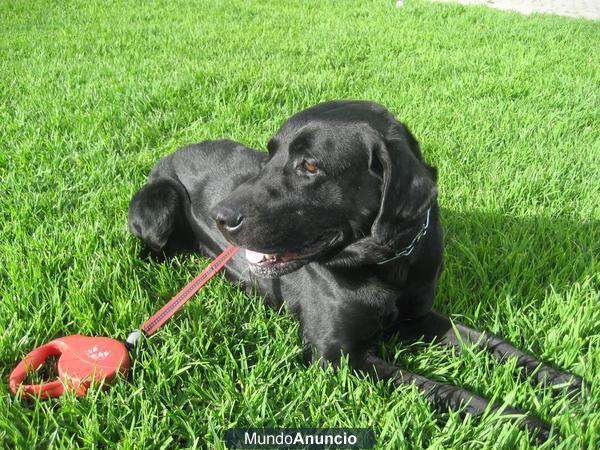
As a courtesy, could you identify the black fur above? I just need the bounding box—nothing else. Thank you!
[129,100,586,442]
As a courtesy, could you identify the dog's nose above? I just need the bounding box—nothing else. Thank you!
[211,204,245,234]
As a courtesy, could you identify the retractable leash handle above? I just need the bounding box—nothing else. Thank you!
[9,335,130,398]
[9,245,239,399]
[9,339,66,397]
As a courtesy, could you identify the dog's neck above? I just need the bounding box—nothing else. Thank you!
[375,208,431,265]
[324,207,434,268]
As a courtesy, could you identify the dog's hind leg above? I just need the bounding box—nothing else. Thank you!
[391,311,587,398]
[128,177,194,255]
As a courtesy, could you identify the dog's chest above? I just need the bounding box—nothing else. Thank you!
[274,265,400,332]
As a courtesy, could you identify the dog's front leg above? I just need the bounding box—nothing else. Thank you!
[302,339,550,443]
[392,311,587,398]
[358,353,551,443]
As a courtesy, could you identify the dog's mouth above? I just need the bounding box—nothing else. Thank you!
[244,232,339,278]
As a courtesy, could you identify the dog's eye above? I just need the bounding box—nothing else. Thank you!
[301,160,318,174]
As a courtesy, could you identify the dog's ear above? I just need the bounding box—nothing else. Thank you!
[369,128,437,244]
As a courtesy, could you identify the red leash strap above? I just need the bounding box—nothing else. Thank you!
[141,245,239,336]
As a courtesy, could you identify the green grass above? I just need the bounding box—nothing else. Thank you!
[1,0,598,448]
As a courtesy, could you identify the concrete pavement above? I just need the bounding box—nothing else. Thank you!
[429,0,600,20]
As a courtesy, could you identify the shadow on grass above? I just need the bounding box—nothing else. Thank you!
[438,208,598,312]
[378,208,596,399]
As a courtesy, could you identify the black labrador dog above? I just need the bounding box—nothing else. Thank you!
[128,100,585,441]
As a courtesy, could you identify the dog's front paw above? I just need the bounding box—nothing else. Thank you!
[521,415,551,445]
[536,369,588,399]
[551,372,588,399]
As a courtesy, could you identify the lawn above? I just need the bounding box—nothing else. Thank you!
[0,0,598,448]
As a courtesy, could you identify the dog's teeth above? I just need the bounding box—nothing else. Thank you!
[245,249,266,264]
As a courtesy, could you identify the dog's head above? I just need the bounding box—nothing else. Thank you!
[211,100,437,277]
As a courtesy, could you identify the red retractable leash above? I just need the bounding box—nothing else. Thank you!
[9,245,239,399]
